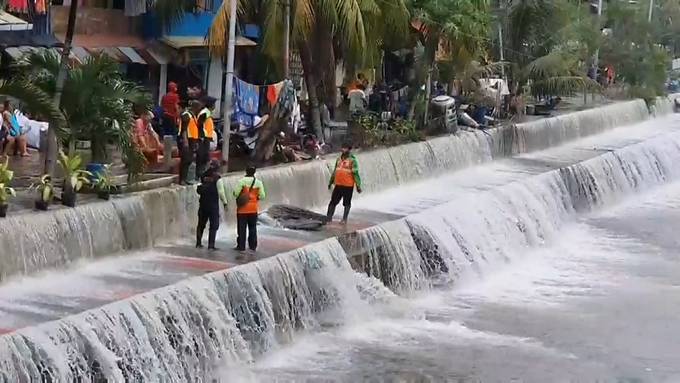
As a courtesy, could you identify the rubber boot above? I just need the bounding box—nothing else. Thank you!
[195,230,204,248]
[326,204,336,223]
[208,230,218,251]
[341,206,351,224]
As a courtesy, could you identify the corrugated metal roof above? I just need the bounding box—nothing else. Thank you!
[4,45,170,65]
[0,11,31,31]
[160,35,256,49]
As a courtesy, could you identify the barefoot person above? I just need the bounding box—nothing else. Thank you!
[1,101,29,157]
[196,160,221,250]
[326,142,362,224]
[232,166,266,253]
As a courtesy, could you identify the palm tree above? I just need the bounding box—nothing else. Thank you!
[0,80,66,137]
[207,0,411,136]
[18,51,148,178]
[409,0,491,70]
[504,0,601,98]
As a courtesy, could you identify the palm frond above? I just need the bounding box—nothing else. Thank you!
[531,76,601,98]
[206,0,248,58]
[0,79,67,138]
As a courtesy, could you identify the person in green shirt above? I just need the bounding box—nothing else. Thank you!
[327,143,362,224]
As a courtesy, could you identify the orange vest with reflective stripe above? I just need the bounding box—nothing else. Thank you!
[199,110,215,140]
[334,158,355,187]
[181,111,199,139]
[237,185,261,214]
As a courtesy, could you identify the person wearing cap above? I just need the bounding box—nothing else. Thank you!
[178,99,203,185]
[161,82,181,137]
[196,96,217,179]
[327,142,362,224]
[231,166,266,252]
[196,160,222,250]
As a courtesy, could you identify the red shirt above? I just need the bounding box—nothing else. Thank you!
[161,91,180,119]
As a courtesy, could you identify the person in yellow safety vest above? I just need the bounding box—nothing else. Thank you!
[178,100,203,185]
[326,142,362,224]
[196,96,217,179]
[226,165,266,253]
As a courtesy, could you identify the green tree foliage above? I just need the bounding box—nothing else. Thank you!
[0,80,66,137]
[18,52,148,178]
[504,0,601,98]
[409,0,491,67]
[208,0,411,134]
[601,1,671,102]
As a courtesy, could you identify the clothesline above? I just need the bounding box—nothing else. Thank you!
[234,76,287,88]
[233,77,287,128]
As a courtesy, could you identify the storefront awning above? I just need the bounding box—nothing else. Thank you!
[160,35,256,49]
[0,11,31,32]
[5,45,170,65]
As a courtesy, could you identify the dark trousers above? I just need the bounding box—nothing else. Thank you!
[197,206,220,248]
[327,186,354,222]
[178,138,197,183]
[236,213,258,251]
[161,115,177,137]
[195,139,211,180]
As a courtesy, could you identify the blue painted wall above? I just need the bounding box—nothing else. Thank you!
[143,0,224,39]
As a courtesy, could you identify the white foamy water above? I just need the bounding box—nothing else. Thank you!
[230,182,680,383]
[2,110,680,382]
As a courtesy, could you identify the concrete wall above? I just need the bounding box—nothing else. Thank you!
[51,6,138,35]
[0,99,669,281]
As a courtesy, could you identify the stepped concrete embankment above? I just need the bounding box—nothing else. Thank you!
[0,96,675,282]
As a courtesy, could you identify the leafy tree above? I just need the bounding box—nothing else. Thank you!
[208,0,411,135]
[504,0,600,98]
[601,1,671,102]
[18,52,148,178]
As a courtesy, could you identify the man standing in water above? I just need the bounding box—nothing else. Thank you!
[231,166,266,253]
[326,143,362,224]
[196,160,222,250]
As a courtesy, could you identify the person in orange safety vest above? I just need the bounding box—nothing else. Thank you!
[326,142,362,224]
[178,100,203,185]
[230,166,266,253]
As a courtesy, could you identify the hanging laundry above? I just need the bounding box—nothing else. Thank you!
[238,79,259,115]
[234,78,261,127]
[8,0,29,13]
[266,81,285,107]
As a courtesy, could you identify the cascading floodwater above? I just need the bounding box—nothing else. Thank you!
[3,118,680,381]
[0,100,657,283]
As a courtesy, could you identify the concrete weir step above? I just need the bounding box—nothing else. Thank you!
[0,96,678,337]
[0,209,401,335]
[1,108,680,335]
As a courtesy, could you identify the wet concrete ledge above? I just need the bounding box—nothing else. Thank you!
[0,98,672,282]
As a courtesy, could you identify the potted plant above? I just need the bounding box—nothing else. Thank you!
[58,150,91,207]
[33,175,55,211]
[0,158,15,218]
[0,184,15,218]
[93,164,116,200]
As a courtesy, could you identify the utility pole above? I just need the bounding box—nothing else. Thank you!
[498,0,505,79]
[221,0,237,169]
[283,0,291,78]
[593,0,603,69]
[648,0,654,23]
[589,0,604,105]
[44,0,78,175]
